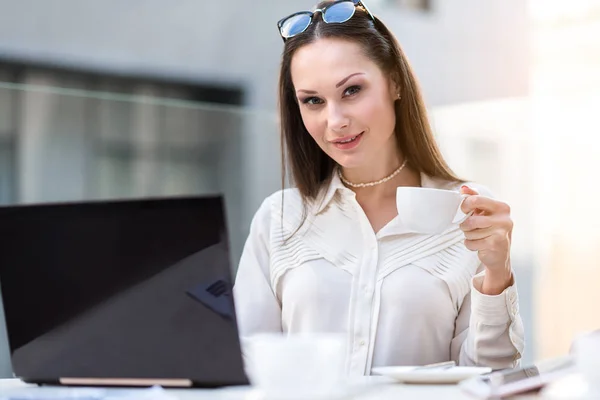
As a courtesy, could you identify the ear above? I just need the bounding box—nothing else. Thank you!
[390,80,402,101]
[389,79,401,101]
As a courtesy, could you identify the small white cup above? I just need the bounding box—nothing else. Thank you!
[572,330,600,386]
[395,187,471,234]
[243,333,347,399]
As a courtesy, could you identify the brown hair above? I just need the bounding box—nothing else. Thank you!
[278,1,464,206]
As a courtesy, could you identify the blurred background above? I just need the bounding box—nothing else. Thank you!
[0,0,599,378]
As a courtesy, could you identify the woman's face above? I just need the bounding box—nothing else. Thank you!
[291,37,399,170]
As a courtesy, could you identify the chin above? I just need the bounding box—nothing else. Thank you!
[331,155,365,170]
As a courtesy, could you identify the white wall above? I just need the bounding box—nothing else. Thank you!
[375,0,530,106]
[0,0,305,110]
[0,0,529,109]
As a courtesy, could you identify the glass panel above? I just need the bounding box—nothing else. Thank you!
[0,81,280,271]
[0,81,280,378]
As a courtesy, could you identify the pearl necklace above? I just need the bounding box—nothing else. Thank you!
[338,159,408,188]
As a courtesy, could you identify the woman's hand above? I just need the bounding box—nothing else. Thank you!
[459,185,514,295]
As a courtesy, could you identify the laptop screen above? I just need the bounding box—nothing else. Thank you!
[0,196,247,387]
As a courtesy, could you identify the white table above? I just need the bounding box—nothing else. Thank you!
[0,378,546,399]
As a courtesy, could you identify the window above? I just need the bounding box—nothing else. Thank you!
[0,67,18,204]
[388,0,431,11]
[0,60,245,203]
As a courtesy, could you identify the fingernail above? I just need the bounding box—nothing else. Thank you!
[461,185,469,190]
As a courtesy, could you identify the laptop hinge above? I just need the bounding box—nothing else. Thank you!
[59,377,193,387]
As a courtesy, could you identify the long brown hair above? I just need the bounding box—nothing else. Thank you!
[279,1,463,207]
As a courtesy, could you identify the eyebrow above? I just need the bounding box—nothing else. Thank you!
[335,72,364,88]
[296,72,365,94]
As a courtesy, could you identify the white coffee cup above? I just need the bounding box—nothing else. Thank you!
[243,333,347,399]
[572,330,600,387]
[395,187,471,234]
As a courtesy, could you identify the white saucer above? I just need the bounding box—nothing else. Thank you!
[371,366,492,384]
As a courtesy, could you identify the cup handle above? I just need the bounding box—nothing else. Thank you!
[452,194,473,224]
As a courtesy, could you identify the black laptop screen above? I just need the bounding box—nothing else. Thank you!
[0,196,247,386]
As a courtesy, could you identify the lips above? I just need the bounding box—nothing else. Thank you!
[330,132,364,150]
[331,132,364,144]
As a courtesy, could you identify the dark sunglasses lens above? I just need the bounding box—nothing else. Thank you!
[280,14,312,38]
[323,2,356,23]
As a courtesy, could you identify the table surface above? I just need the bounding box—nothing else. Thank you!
[0,378,549,400]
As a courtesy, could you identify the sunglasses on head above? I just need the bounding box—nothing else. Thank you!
[277,0,375,42]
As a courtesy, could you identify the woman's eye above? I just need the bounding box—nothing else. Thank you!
[344,85,361,96]
[302,97,323,105]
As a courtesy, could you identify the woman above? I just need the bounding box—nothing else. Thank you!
[233,0,524,376]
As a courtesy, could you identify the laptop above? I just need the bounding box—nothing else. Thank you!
[0,196,249,388]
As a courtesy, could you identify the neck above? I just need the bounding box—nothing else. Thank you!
[341,154,401,186]
[348,167,414,199]
[339,156,421,199]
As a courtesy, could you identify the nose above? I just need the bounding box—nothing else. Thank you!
[326,103,350,133]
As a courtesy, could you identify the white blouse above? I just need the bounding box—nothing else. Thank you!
[233,172,524,376]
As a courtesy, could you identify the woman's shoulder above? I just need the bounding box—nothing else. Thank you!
[261,187,304,209]
[247,188,310,242]
[252,188,306,221]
